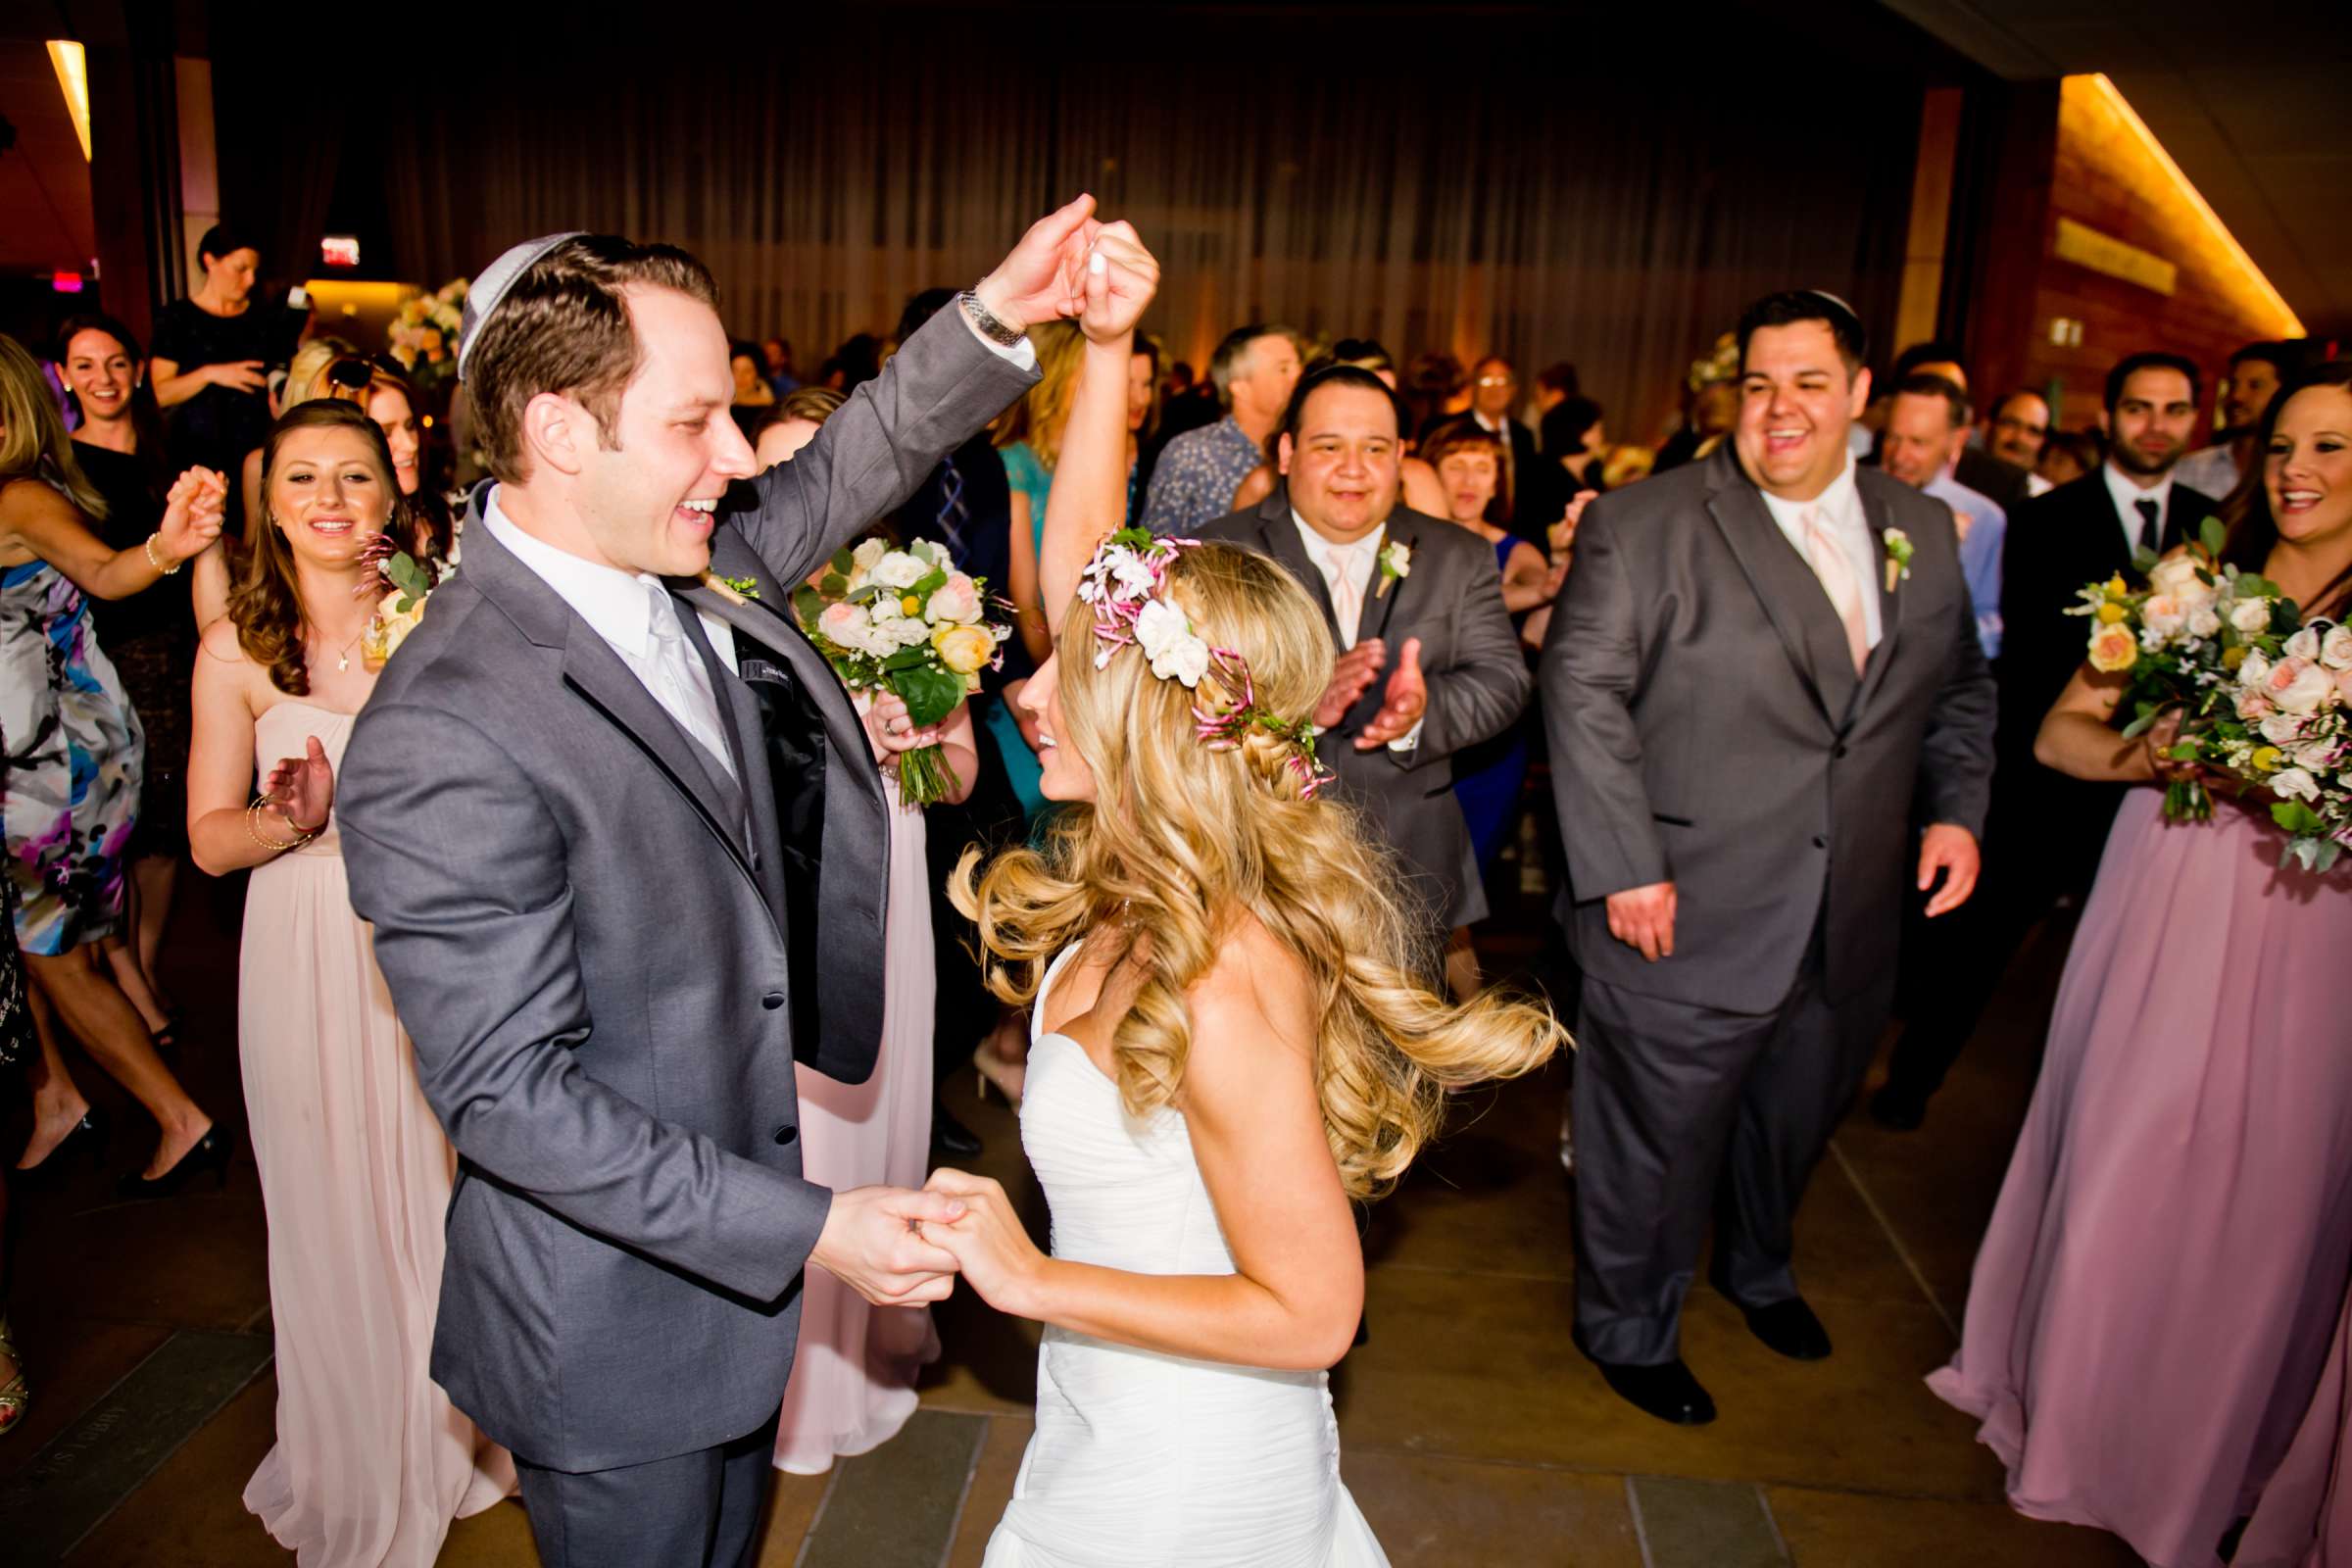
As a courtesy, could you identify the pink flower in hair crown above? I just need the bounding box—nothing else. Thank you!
[1074,528,1335,800]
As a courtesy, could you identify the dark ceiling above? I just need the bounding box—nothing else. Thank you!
[1878,0,2352,341]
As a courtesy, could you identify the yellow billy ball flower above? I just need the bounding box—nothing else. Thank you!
[2223,646,2250,671]
[902,594,923,615]
[2096,602,2129,624]
[2249,745,2283,773]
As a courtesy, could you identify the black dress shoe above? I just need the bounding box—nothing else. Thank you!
[115,1129,230,1201]
[1731,1293,1834,1361]
[1867,1083,1927,1132]
[931,1102,983,1158]
[1588,1354,1717,1426]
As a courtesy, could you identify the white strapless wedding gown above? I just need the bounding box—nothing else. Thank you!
[983,947,1390,1567]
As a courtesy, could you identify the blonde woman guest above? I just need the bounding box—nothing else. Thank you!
[753,386,848,471]
[0,335,223,1194]
[189,401,511,1564]
[933,228,1562,1566]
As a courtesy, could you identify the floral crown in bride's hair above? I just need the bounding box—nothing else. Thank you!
[1075,529,1335,801]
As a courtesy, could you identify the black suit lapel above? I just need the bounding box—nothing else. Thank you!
[1702,468,1854,727]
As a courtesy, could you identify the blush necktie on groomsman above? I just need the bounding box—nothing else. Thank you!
[1321,544,1367,648]
[1800,505,1870,675]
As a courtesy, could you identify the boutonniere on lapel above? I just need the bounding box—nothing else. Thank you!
[1375,538,1413,600]
[702,571,760,604]
[1882,528,1914,595]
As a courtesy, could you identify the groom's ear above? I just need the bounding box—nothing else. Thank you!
[521,391,590,479]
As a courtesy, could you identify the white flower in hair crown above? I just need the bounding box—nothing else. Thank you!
[1074,528,1335,800]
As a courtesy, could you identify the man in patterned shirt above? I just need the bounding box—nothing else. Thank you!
[1140,322,1300,534]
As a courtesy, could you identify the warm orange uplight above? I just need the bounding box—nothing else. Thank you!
[46,40,92,163]
[2067,74,2304,337]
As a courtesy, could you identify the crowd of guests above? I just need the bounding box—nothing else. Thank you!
[1,208,2346,1568]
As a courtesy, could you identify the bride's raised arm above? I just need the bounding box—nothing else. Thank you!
[1038,224,1161,621]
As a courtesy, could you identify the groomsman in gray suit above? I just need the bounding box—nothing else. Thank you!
[1195,364,1530,939]
[1542,292,1995,1426]
[340,202,1103,1565]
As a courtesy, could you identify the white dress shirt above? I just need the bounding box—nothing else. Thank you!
[482,488,739,777]
[1290,510,1420,751]
[1757,455,1884,650]
[2102,461,2174,557]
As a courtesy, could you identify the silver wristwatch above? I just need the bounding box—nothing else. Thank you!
[958,289,1025,348]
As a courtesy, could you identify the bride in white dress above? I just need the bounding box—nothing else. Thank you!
[923,225,1565,1567]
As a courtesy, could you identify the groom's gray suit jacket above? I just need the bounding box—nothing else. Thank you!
[339,309,1035,1472]
[1542,445,1996,1014]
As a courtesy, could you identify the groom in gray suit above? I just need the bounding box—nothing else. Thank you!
[1543,291,1994,1426]
[340,205,1102,1564]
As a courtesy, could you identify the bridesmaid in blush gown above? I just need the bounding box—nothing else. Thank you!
[772,683,979,1474]
[187,402,509,1566]
[1931,364,2352,1568]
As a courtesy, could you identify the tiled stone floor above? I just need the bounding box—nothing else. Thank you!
[1,868,2144,1565]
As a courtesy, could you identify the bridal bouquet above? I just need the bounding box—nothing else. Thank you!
[791,536,1009,806]
[2066,517,2292,823]
[2197,621,2352,872]
[357,528,459,670]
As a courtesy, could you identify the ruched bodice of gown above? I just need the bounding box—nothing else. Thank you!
[983,947,1388,1567]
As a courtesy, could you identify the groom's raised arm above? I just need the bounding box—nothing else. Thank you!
[733,196,1115,586]
[1541,504,1668,900]
[340,702,829,1304]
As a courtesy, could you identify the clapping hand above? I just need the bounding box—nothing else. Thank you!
[1078,221,1160,345]
[922,1168,1047,1319]
[159,467,227,564]
[810,1184,969,1307]
[1354,638,1428,750]
[1315,639,1387,729]
[262,735,335,835]
[1550,489,1596,560]
[974,195,1104,334]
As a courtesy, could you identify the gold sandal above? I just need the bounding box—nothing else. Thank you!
[0,1315,26,1437]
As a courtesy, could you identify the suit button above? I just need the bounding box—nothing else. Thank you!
[1833,745,1848,760]
[773,1124,797,1146]
[761,992,785,1011]
[1812,835,1827,849]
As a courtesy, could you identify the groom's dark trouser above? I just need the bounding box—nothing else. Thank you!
[515,1414,779,1568]
[1571,921,1892,1366]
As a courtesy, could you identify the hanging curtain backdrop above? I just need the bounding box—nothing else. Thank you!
[212,5,1936,440]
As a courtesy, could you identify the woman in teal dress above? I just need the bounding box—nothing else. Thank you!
[0,334,224,1194]
[990,322,1087,821]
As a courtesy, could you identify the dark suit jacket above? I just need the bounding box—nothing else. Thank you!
[338,308,1035,1471]
[1193,494,1530,927]
[1955,446,2032,518]
[1992,469,2216,891]
[1542,446,1995,1013]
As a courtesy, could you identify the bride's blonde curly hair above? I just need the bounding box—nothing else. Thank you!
[952,542,1565,1200]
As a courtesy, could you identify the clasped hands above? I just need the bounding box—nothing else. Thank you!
[809,1171,1042,1316]
[1316,636,1428,749]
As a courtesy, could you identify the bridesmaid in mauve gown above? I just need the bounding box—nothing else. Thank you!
[187,402,509,1566]
[771,686,979,1475]
[1932,367,2352,1568]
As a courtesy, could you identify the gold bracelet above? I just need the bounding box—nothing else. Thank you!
[143,532,183,575]
[246,798,316,853]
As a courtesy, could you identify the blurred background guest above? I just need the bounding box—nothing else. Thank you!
[0,336,223,1197]
[760,335,801,398]
[1878,373,2005,659]
[1982,388,2054,497]
[1141,322,1301,536]
[1125,332,1164,522]
[2037,427,2099,489]
[1652,334,1740,473]
[1543,396,1610,500]
[149,225,280,517]
[730,339,779,441]
[754,386,848,470]
[2178,339,2303,501]
[1465,355,1554,540]
[56,315,189,1040]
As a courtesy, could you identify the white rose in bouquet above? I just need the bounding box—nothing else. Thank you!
[2321,624,2352,671]
[872,551,928,590]
[2188,607,2224,638]
[2285,625,2325,662]
[2268,766,2322,804]
[2230,598,2275,634]
[2264,656,2336,715]
[2261,712,2313,745]
[2149,556,2219,607]
[852,537,888,578]
[2140,595,2190,640]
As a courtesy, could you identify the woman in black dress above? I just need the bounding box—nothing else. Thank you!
[149,225,285,522]
[56,314,188,1040]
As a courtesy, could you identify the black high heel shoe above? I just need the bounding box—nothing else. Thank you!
[14,1108,112,1192]
[115,1128,230,1201]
